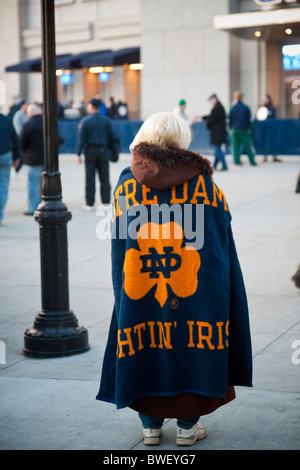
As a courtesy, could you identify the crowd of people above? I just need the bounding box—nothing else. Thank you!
[0,95,123,223]
[57,96,129,120]
[1,98,63,221]
[0,90,280,224]
[174,90,281,171]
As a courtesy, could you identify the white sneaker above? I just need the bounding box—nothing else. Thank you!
[83,205,95,212]
[142,428,162,445]
[176,422,206,446]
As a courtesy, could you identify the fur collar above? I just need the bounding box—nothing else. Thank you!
[131,142,214,190]
[132,142,213,176]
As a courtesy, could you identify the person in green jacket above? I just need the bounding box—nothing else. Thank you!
[229,91,256,166]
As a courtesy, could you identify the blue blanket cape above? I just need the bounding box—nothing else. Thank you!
[96,168,252,409]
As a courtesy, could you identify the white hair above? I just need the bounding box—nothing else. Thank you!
[27,103,42,117]
[130,111,191,152]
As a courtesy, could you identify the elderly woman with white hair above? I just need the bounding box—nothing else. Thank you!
[19,103,44,215]
[96,112,252,446]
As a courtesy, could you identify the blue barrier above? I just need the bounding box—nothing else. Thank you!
[252,119,300,156]
[58,119,142,154]
[58,118,300,156]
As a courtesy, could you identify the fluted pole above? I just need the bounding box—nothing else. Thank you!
[23,0,89,357]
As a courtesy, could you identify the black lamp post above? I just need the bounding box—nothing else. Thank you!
[23,0,89,357]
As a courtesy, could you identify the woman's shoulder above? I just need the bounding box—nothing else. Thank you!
[113,166,136,192]
[118,166,134,181]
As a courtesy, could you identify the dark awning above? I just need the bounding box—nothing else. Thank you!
[113,47,140,65]
[80,47,140,67]
[5,54,72,72]
[5,48,141,73]
[6,57,42,72]
[55,50,112,69]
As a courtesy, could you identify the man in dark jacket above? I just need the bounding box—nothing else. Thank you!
[19,103,44,215]
[229,91,256,166]
[0,113,21,223]
[203,94,228,171]
[77,98,118,210]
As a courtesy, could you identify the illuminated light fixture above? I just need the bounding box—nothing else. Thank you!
[89,66,104,73]
[129,63,144,70]
[56,69,63,76]
[285,28,292,35]
[254,30,262,38]
[60,73,74,85]
[89,66,114,74]
[282,44,300,71]
[99,72,110,82]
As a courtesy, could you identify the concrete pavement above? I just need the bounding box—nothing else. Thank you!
[0,152,300,451]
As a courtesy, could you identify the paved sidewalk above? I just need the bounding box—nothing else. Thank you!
[0,152,300,451]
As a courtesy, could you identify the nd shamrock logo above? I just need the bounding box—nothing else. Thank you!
[124,222,201,307]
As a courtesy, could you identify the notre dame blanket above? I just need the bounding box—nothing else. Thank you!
[96,167,252,409]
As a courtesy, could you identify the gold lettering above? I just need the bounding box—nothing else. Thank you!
[113,176,230,219]
[190,175,210,205]
[196,321,215,350]
[216,321,224,350]
[114,184,124,216]
[170,181,188,204]
[147,321,157,348]
[157,321,173,349]
[141,185,158,205]
[118,328,135,358]
[111,194,116,223]
[124,178,139,209]
[187,320,195,347]
[212,180,229,211]
[225,320,229,347]
[134,322,146,350]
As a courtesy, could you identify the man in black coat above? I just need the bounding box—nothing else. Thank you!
[19,103,44,215]
[203,94,228,171]
[77,98,118,210]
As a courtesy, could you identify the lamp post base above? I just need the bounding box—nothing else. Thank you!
[23,310,89,358]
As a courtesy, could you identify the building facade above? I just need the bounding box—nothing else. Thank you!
[0,0,300,120]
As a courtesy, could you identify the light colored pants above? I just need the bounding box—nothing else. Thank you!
[0,151,13,222]
[25,164,43,213]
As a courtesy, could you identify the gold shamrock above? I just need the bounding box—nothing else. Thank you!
[123,222,201,307]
